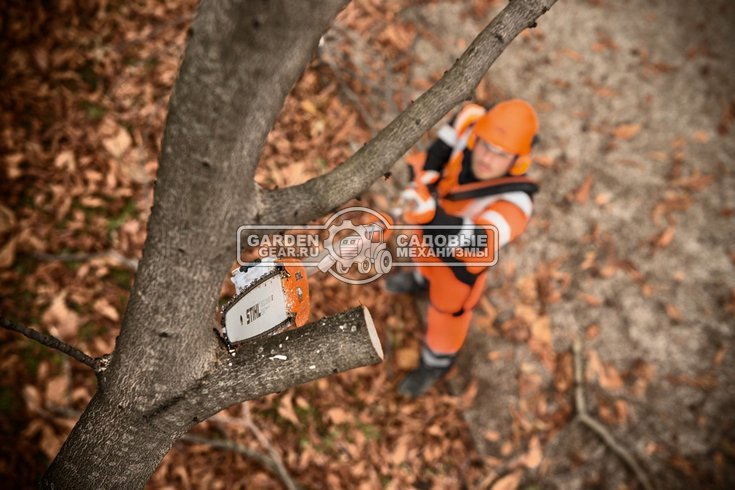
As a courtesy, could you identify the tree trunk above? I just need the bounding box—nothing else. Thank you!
[41,0,350,486]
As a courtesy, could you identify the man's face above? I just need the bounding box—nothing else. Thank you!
[471,139,516,180]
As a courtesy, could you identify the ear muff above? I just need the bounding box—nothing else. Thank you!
[509,132,538,175]
[510,155,531,175]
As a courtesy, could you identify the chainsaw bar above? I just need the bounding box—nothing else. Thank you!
[220,265,294,354]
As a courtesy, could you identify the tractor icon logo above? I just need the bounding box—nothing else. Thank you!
[317,207,393,283]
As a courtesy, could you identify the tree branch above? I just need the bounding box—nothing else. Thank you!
[258,0,557,225]
[572,339,656,490]
[242,402,300,490]
[140,306,383,434]
[32,249,139,271]
[0,316,99,372]
[181,434,298,489]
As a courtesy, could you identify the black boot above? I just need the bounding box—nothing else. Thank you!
[398,363,450,398]
[385,271,427,294]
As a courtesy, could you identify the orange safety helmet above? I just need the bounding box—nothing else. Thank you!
[468,99,539,175]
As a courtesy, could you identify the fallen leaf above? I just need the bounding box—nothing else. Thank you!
[713,347,727,366]
[531,315,552,345]
[300,99,319,116]
[521,436,542,469]
[479,297,498,324]
[595,86,618,97]
[615,399,629,423]
[326,407,351,425]
[665,304,683,322]
[103,126,132,158]
[42,292,81,340]
[601,367,624,391]
[597,396,617,424]
[580,250,597,270]
[516,275,538,304]
[515,304,538,324]
[22,385,42,413]
[667,373,717,390]
[534,155,554,168]
[673,171,714,192]
[0,204,16,234]
[461,378,478,409]
[599,263,617,278]
[484,430,501,442]
[654,226,676,248]
[277,391,300,426]
[4,153,23,179]
[491,469,522,490]
[613,123,641,140]
[45,375,69,407]
[487,350,502,362]
[0,236,17,269]
[391,435,411,465]
[579,293,603,306]
[561,48,583,61]
[53,150,76,172]
[717,100,734,135]
[645,441,660,455]
[692,130,710,143]
[500,441,514,457]
[426,424,443,437]
[573,174,594,204]
[594,193,612,206]
[93,298,119,322]
[40,425,63,460]
[671,455,697,477]
[395,347,418,370]
[80,196,105,208]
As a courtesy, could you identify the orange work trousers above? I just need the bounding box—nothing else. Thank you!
[417,260,488,356]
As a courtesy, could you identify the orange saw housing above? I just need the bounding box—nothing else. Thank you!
[279,258,310,327]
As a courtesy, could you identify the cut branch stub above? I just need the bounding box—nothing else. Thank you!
[155,306,384,426]
[211,306,383,405]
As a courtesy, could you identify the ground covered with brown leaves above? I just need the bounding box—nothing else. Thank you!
[1,0,734,489]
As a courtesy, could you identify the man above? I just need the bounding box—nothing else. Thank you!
[386,99,540,397]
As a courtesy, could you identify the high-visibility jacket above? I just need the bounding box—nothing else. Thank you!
[417,103,538,282]
[412,103,539,361]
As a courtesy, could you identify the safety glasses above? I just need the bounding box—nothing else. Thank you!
[476,139,515,160]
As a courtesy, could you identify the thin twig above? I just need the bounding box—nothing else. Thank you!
[32,249,139,271]
[572,339,655,490]
[319,56,378,130]
[114,14,195,51]
[0,316,98,372]
[180,434,282,478]
[242,402,300,490]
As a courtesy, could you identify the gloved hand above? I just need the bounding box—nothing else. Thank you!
[400,169,440,224]
[416,168,439,184]
[400,181,435,224]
